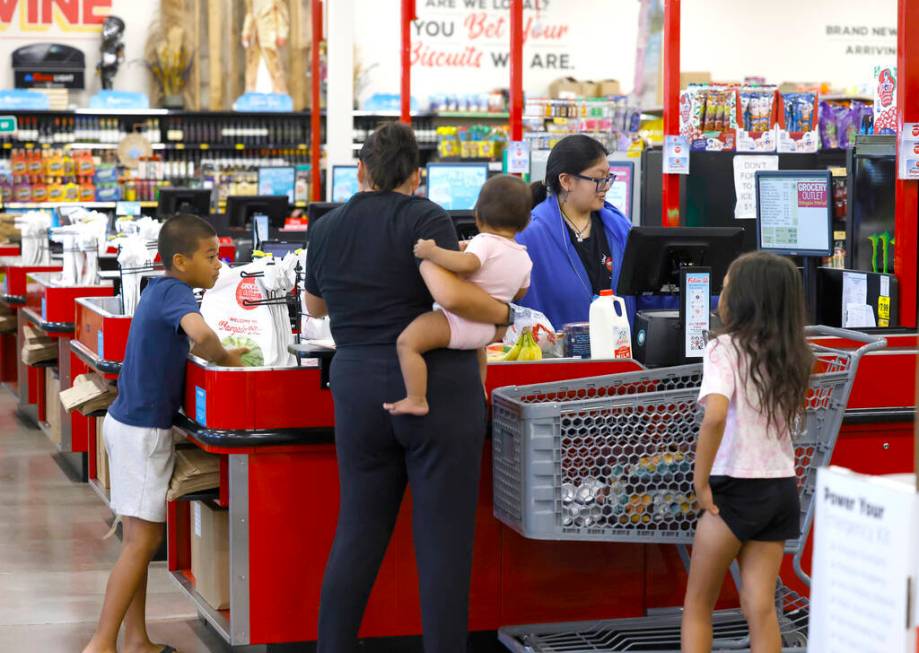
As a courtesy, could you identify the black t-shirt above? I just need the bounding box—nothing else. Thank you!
[305,191,459,348]
[567,212,613,295]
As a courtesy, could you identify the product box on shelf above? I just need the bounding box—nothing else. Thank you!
[679,85,741,151]
[190,501,229,611]
[45,367,61,445]
[873,65,897,135]
[777,92,820,153]
[735,87,780,152]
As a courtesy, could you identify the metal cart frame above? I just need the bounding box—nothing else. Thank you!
[491,326,886,652]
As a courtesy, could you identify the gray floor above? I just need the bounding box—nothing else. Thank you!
[0,389,233,652]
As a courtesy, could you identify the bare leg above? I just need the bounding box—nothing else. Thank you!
[384,311,452,416]
[122,569,170,653]
[82,517,164,653]
[738,540,785,653]
[681,511,742,653]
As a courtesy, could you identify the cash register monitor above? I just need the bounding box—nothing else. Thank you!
[426,162,488,210]
[157,188,212,218]
[617,227,745,296]
[448,210,478,241]
[755,170,833,257]
[619,227,744,368]
[306,202,343,243]
[226,195,289,230]
[331,165,360,203]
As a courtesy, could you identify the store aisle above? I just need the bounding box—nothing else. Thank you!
[0,390,231,652]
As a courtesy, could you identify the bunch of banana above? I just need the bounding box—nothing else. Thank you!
[503,327,543,362]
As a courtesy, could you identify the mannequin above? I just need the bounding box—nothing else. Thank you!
[98,15,126,90]
[242,0,290,95]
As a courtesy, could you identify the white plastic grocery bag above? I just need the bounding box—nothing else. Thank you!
[200,257,297,368]
[503,306,558,356]
[201,261,277,367]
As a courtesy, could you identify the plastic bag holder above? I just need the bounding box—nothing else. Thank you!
[288,342,335,390]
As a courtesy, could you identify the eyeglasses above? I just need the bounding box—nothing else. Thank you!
[573,172,616,192]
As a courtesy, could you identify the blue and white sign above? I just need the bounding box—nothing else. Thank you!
[0,89,49,110]
[89,91,150,110]
[233,92,293,113]
[115,201,142,217]
[97,330,104,359]
[195,386,207,426]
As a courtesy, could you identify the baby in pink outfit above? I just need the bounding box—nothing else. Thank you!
[384,175,533,416]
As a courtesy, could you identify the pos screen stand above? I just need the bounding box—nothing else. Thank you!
[680,267,712,360]
[618,227,743,368]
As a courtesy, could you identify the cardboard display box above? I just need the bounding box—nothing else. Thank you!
[191,500,229,611]
[45,368,61,446]
[96,416,110,490]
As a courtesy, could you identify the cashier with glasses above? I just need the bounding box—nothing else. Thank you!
[517,134,635,329]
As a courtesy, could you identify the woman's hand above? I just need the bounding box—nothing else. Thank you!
[414,238,437,260]
[694,482,719,515]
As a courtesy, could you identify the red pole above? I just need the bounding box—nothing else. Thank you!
[401,0,416,124]
[509,0,524,142]
[310,0,323,202]
[894,0,918,328]
[661,0,681,227]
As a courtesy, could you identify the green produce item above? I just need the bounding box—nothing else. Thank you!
[221,335,264,367]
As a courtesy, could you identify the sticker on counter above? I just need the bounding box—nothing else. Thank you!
[41,297,46,321]
[195,386,207,426]
[878,296,891,327]
[97,330,104,358]
[193,502,202,538]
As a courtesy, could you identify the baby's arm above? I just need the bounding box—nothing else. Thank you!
[415,238,482,275]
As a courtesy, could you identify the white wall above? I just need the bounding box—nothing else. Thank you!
[681,0,897,92]
[354,0,899,104]
[0,0,156,103]
[354,0,643,104]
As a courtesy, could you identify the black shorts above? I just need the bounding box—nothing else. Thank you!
[709,476,801,543]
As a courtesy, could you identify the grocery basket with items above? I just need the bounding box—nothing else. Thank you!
[491,326,886,652]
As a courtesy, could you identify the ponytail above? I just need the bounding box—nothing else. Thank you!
[530,181,548,207]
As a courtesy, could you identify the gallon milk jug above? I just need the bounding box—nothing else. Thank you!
[589,290,632,359]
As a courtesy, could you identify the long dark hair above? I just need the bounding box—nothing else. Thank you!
[359,122,419,192]
[530,134,608,206]
[718,252,813,435]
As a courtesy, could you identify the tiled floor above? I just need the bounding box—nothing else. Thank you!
[0,389,234,652]
[0,389,509,652]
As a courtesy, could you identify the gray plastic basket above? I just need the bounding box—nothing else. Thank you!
[492,327,886,558]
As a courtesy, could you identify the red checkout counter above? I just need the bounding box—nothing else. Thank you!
[0,258,62,399]
[69,296,131,500]
[19,272,113,478]
[164,335,916,648]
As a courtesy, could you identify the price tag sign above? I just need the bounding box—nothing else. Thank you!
[898,122,919,180]
[506,141,531,175]
[0,116,16,134]
[663,136,690,175]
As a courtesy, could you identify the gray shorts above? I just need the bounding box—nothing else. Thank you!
[103,414,175,523]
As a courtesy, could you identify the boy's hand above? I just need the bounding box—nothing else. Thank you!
[223,347,249,368]
[459,240,470,251]
[414,239,437,260]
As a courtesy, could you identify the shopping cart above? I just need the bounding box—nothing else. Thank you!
[491,326,886,652]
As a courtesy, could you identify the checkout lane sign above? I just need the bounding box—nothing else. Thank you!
[0,116,16,135]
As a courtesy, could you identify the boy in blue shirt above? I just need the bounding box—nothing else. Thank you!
[83,214,246,653]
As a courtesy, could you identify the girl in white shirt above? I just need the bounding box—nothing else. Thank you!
[682,252,813,653]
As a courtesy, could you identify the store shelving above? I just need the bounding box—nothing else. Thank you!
[171,569,232,641]
[1,201,159,210]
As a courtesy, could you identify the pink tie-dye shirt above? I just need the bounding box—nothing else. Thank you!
[698,335,796,478]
